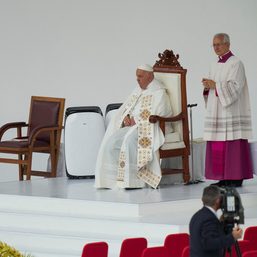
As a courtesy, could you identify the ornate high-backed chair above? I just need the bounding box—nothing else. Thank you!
[149,49,190,183]
[0,96,65,180]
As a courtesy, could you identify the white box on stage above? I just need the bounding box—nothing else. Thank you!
[105,103,122,128]
[64,106,105,178]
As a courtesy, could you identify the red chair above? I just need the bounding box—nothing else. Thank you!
[119,237,147,257]
[181,246,190,257]
[244,226,257,250]
[164,233,190,257]
[243,250,257,257]
[141,246,170,257]
[81,242,108,257]
[225,240,252,257]
[239,240,254,254]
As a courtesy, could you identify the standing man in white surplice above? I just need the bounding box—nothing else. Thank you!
[202,33,253,187]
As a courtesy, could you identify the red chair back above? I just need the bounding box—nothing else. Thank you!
[119,237,147,257]
[225,240,252,257]
[181,246,190,257]
[243,250,257,257]
[81,242,108,257]
[244,226,257,250]
[142,246,169,257]
[164,233,190,257]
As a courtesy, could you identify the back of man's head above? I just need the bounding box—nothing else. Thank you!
[202,185,221,207]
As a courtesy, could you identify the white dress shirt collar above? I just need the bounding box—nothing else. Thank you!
[205,205,219,219]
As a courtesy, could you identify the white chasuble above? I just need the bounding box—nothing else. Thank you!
[95,79,172,189]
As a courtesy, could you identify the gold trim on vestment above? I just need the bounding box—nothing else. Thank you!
[117,94,159,188]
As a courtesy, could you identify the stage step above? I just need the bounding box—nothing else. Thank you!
[0,177,257,257]
[0,195,182,257]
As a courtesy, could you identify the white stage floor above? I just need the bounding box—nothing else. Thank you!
[0,176,256,257]
[0,176,257,223]
[0,176,257,203]
[0,176,256,199]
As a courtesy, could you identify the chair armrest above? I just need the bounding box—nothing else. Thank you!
[28,125,61,145]
[0,122,28,141]
[149,113,184,135]
[149,113,184,123]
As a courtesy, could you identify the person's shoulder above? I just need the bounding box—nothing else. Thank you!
[149,79,166,93]
[191,207,206,219]
[131,86,141,95]
[195,206,216,218]
[152,78,164,89]
[190,208,204,227]
[230,55,240,61]
[228,56,245,70]
[228,55,243,64]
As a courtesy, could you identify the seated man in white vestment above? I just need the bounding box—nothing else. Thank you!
[95,64,172,189]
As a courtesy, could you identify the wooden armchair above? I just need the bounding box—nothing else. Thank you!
[0,96,65,180]
[149,50,190,183]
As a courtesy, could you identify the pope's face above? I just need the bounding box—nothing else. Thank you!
[213,36,230,56]
[136,69,151,90]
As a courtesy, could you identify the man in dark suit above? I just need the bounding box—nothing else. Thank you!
[189,185,242,257]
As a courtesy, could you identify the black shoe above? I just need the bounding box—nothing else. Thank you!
[228,180,243,187]
[222,179,243,187]
[125,187,143,190]
[211,181,226,187]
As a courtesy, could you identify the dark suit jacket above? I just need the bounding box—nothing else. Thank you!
[189,206,235,257]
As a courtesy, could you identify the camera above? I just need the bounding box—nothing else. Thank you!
[220,187,244,234]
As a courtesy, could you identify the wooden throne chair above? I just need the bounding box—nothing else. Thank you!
[0,96,65,180]
[149,49,190,183]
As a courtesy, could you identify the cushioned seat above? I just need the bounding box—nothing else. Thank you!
[0,96,65,180]
[164,131,181,143]
[163,131,185,150]
[0,139,49,149]
[161,141,186,150]
[164,233,190,257]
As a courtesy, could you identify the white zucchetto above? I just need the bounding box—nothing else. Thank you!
[137,64,153,72]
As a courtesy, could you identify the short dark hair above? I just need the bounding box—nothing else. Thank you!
[202,185,221,207]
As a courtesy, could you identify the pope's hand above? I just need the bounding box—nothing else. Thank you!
[130,117,136,126]
[123,115,136,127]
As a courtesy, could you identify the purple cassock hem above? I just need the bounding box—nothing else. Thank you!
[205,140,253,180]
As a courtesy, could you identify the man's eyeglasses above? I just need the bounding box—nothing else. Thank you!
[212,43,225,48]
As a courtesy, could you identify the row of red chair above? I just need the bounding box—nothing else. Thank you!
[81,226,257,257]
[226,226,257,257]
